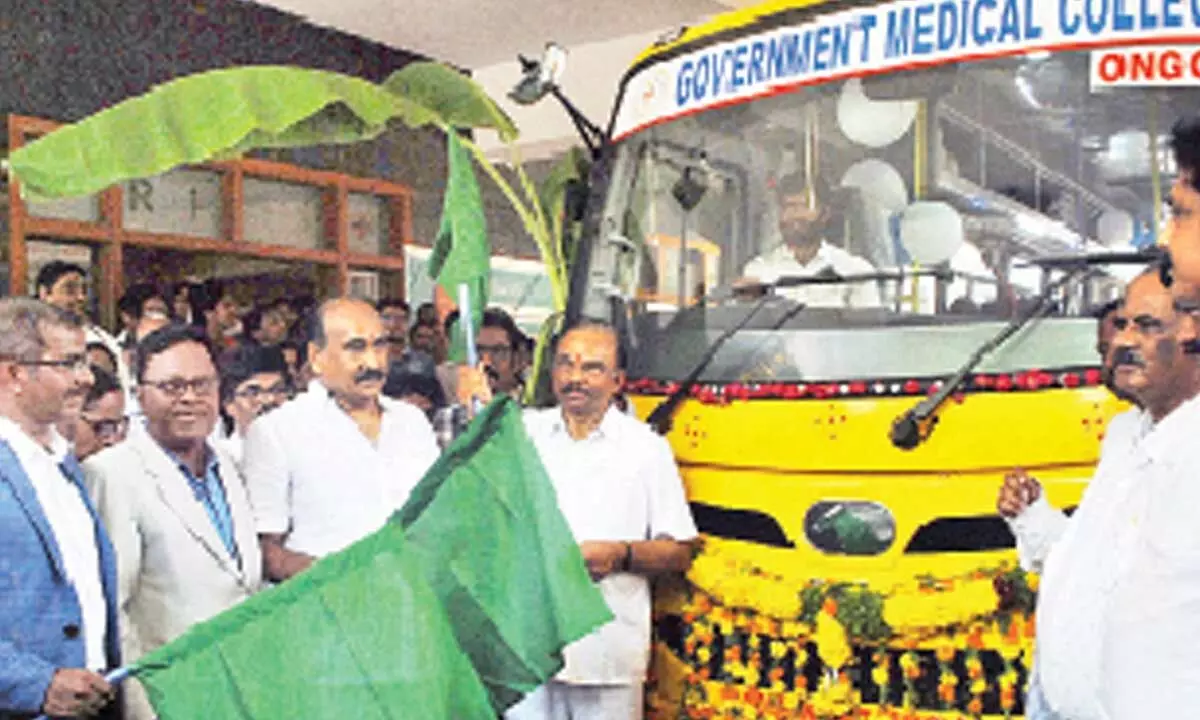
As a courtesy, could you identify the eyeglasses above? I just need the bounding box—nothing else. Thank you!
[478,343,513,360]
[82,416,129,440]
[234,383,289,401]
[142,376,218,398]
[14,354,90,372]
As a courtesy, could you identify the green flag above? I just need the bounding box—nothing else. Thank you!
[131,399,611,718]
[429,131,490,363]
[396,398,613,710]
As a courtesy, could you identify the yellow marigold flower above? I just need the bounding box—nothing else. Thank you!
[970,677,987,695]
[1027,573,1040,592]
[935,638,956,663]
[939,671,958,687]
[872,663,890,687]
[814,612,853,670]
[998,641,1022,661]
[999,670,1019,690]
[966,656,984,679]
[769,640,788,660]
[781,690,802,710]
[696,647,712,665]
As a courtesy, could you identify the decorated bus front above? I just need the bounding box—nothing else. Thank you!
[569,0,1200,716]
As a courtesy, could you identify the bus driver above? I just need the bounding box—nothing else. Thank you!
[738,173,881,308]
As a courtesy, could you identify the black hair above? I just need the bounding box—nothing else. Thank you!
[1090,298,1122,321]
[383,354,446,408]
[280,338,308,368]
[218,344,289,404]
[410,321,438,344]
[440,308,524,350]
[117,283,163,322]
[133,323,218,382]
[1170,114,1200,188]
[241,306,266,338]
[85,341,118,370]
[84,365,122,407]
[482,308,523,350]
[34,261,86,295]
[775,172,832,206]
[188,279,228,321]
[377,298,410,314]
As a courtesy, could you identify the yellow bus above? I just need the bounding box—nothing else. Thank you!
[562,0,1196,716]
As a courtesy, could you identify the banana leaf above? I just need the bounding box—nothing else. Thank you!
[383,63,518,143]
[6,65,436,201]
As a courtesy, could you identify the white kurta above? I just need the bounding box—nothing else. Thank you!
[522,407,698,685]
[1019,396,1200,719]
[742,242,882,308]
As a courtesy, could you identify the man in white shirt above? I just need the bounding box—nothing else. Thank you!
[739,174,881,308]
[504,323,697,720]
[243,298,440,580]
[0,298,119,719]
[87,324,263,720]
[998,269,1200,719]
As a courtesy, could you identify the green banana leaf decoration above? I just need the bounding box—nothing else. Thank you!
[6,61,576,391]
[7,66,428,201]
[5,63,520,203]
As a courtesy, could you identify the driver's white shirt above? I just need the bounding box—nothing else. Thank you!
[742,242,881,308]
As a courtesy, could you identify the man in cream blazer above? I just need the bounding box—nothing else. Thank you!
[86,325,262,720]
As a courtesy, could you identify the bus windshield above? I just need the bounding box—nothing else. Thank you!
[580,47,1198,384]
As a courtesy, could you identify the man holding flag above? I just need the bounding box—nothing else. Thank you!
[242,298,440,581]
[456,322,698,720]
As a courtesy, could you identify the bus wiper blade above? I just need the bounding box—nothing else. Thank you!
[1019,246,1164,269]
[888,248,1164,451]
[646,292,796,435]
[646,268,951,435]
[764,267,952,291]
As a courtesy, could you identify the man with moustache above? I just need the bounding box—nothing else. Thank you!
[0,299,119,719]
[996,294,1141,570]
[496,323,697,720]
[243,298,440,581]
[86,325,262,720]
[1000,269,1200,719]
[738,174,881,308]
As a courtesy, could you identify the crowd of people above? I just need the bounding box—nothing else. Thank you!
[0,267,697,720]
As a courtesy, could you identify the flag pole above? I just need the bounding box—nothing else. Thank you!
[458,283,479,368]
[458,283,485,416]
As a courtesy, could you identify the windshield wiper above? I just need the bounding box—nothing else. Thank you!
[889,247,1164,450]
[645,267,949,435]
[646,291,790,434]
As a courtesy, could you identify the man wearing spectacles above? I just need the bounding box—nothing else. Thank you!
[449,308,529,405]
[0,298,121,719]
[85,325,262,720]
[215,345,290,469]
[69,366,128,463]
